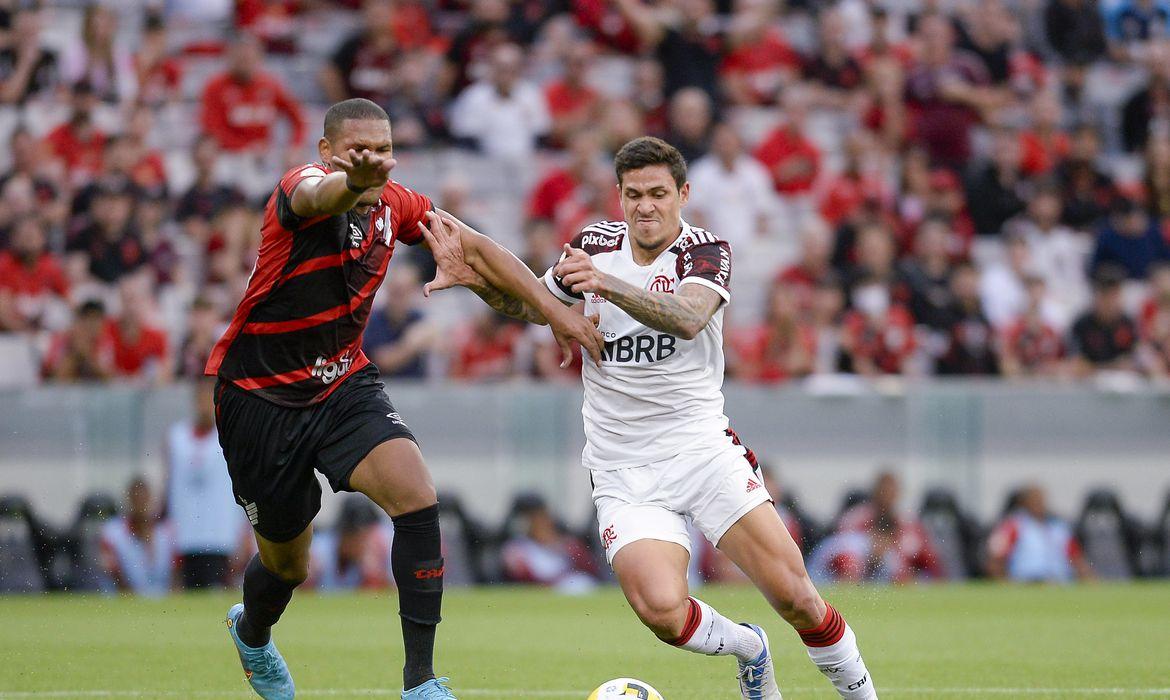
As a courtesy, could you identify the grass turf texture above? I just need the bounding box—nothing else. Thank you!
[1,584,1166,699]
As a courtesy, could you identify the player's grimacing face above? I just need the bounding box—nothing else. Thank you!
[619,164,689,251]
[320,118,394,206]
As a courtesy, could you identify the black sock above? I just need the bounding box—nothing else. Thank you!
[238,554,299,649]
[391,504,444,690]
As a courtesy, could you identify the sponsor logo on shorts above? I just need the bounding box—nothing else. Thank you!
[601,525,617,550]
[238,496,259,526]
[746,478,762,493]
[311,353,352,385]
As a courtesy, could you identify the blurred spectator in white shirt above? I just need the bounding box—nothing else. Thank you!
[100,477,175,595]
[450,43,550,162]
[60,5,136,104]
[502,494,599,594]
[687,122,778,252]
[988,484,1092,582]
[164,377,245,589]
[308,497,393,591]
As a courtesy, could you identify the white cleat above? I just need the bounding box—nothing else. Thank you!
[737,624,782,700]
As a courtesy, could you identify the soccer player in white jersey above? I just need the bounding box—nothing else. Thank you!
[421,136,878,700]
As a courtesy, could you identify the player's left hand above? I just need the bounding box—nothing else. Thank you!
[418,210,481,296]
[554,244,607,295]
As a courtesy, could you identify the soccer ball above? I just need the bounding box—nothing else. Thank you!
[587,678,665,700]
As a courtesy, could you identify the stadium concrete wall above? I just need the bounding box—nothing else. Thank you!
[2,380,1168,527]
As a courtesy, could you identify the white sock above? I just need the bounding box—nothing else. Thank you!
[800,605,877,700]
[668,596,764,663]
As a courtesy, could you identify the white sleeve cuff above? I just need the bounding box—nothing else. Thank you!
[543,268,581,303]
[678,276,730,304]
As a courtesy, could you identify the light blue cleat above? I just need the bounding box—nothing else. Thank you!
[226,603,296,700]
[737,624,782,699]
[402,677,458,699]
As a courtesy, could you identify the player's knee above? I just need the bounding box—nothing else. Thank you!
[629,589,688,637]
[776,586,824,630]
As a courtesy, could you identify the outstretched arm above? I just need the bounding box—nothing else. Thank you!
[419,212,603,366]
[554,244,723,340]
[290,149,397,219]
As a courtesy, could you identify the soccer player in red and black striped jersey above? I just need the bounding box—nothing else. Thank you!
[209,98,602,700]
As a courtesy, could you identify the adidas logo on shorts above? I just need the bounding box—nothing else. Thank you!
[746,478,762,494]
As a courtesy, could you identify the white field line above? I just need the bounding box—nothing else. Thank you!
[2,688,1170,699]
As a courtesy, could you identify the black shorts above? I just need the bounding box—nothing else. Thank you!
[214,366,416,542]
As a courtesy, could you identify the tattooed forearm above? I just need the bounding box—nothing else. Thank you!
[466,279,548,325]
[599,275,719,340]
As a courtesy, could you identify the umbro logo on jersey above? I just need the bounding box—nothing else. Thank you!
[386,412,407,427]
[746,478,762,493]
[348,222,363,248]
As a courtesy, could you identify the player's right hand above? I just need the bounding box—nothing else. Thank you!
[330,148,396,191]
[549,304,605,368]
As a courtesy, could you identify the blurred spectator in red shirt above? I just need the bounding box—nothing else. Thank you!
[817,132,890,229]
[839,276,916,376]
[528,129,605,222]
[1,128,67,229]
[811,471,942,583]
[1019,93,1070,177]
[319,0,402,106]
[106,276,171,383]
[60,4,136,104]
[720,0,799,106]
[0,4,58,105]
[44,82,106,188]
[903,14,1000,170]
[729,283,815,384]
[1000,276,1066,378]
[42,300,114,382]
[134,13,183,108]
[665,87,713,164]
[502,494,599,593]
[553,164,622,245]
[544,40,601,148]
[988,483,1092,582]
[0,218,70,332]
[844,222,899,294]
[754,87,821,196]
[451,311,522,381]
[67,182,144,285]
[936,262,1000,376]
[1069,268,1139,377]
[124,106,168,196]
[175,297,225,379]
[776,220,835,311]
[200,34,306,153]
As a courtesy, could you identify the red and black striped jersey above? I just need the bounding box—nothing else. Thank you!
[204,163,432,407]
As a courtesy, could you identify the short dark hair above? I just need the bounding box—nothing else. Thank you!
[323,98,389,141]
[614,136,687,189]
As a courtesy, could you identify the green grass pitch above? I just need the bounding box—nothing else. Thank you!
[1,584,1167,699]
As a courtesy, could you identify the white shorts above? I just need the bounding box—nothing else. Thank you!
[591,439,772,564]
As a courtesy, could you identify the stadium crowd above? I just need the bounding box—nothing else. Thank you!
[3,0,1170,384]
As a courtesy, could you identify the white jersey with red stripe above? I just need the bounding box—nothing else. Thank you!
[543,219,734,470]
